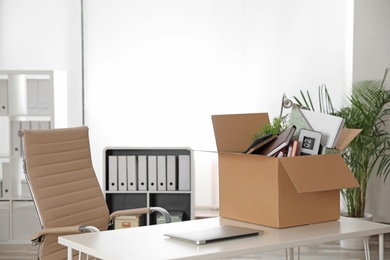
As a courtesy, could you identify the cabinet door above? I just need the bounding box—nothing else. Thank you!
[0,201,10,240]
[12,201,41,240]
[0,80,8,116]
[1,162,10,199]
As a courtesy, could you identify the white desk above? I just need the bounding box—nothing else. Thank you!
[59,217,390,260]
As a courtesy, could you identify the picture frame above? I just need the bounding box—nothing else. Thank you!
[298,129,322,155]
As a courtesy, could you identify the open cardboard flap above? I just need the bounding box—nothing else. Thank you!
[211,113,269,153]
[335,129,362,151]
[279,154,360,193]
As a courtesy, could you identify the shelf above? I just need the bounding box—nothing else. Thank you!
[0,70,67,243]
[104,147,195,226]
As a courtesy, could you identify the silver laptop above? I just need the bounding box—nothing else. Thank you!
[164,225,263,245]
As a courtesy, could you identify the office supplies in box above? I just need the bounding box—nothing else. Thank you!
[212,113,361,228]
[114,216,140,229]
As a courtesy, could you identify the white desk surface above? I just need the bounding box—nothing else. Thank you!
[59,217,390,260]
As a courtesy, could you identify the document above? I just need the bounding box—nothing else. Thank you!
[148,155,157,191]
[167,155,176,191]
[260,125,296,156]
[108,156,118,191]
[178,155,191,191]
[300,109,345,148]
[137,155,148,191]
[117,156,127,191]
[289,104,313,139]
[127,156,137,191]
[157,156,167,191]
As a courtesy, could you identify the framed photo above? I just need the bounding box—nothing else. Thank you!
[298,129,322,155]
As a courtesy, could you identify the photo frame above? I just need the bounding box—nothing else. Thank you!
[298,129,322,155]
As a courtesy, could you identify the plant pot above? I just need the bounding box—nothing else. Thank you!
[339,212,373,250]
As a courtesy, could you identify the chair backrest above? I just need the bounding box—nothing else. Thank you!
[21,126,110,260]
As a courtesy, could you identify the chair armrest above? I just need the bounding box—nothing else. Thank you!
[109,207,172,225]
[31,225,100,245]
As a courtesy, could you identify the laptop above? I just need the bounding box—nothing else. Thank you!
[164,225,263,245]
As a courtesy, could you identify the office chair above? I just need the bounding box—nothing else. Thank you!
[19,126,171,260]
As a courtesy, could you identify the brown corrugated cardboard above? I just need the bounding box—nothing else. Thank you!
[212,113,360,228]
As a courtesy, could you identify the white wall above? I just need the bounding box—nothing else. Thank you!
[83,0,352,208]
[0,0,356,210]
[0,0,83,127]
[353,0,390,223]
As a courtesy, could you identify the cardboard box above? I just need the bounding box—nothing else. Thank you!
[115,216,140,229]
[212,113,360,228]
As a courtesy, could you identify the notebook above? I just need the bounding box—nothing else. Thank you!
[260,125,296,156]
[164,225,263,245]
[243,133,277,154]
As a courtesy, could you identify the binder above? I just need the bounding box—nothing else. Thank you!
[27,79,39,115]
[2,162,10,198]
[108,156,118,191]
[117,156,127,191]
[137,155,147,191]
[148,156,157,191]
[11,121,21,157]
[20,121,30,131]
[127,156,137,191]
[167,155,176,191]
[30,121,40,130]
[0,80,8,116]
[38,79,51,115]
[157,156,167,191]
[178,155,191,191]
[40,121,50,129]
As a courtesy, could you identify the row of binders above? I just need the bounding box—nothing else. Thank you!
[107,154,191,192]
[11,120,51,157]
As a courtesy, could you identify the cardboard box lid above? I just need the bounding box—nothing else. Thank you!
[279,154,359,193]
[212,113,270,153]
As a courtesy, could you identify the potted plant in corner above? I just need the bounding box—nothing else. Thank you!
[294,68,390,249]
[333,68,390,248]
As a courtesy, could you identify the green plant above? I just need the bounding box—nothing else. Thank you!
[254,115,288,139]
[293,84,335,114]
[294,68,390,218]
[334,68,390,217]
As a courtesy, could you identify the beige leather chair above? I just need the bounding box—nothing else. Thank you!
[19,126,171,260]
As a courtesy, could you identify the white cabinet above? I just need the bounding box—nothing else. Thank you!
[0,70,67,244]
